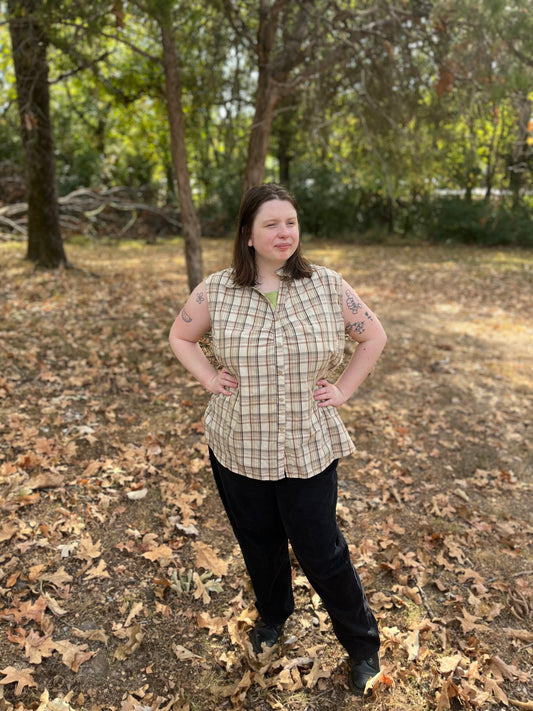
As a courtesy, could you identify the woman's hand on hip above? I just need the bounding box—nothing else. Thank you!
[207,368,238,396]
[314,379,348,408]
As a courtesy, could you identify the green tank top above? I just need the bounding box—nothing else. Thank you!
[265,291,278,308]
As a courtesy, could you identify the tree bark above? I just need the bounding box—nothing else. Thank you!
[277,136,292,187]
[237,0,350,192]
[508,93,532,209]
[274,97,298,188]
[243,71,280,192]
[7,0,68,268]
[239,0,314,191]
[160,23,203,291]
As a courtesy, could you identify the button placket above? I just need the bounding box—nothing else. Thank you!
[274,283,286,474]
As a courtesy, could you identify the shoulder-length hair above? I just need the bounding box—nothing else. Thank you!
[232,183,313,287]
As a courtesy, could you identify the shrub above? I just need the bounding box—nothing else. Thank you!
[290,167,394,238]
[417,196,533,247]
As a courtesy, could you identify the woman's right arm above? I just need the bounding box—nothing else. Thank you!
[168,281,238,396]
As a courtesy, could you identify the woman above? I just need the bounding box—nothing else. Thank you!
[169,183,386,696]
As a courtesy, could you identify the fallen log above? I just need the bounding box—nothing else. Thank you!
[0,187,181,240]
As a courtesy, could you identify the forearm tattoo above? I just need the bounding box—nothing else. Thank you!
[181,309,192,323]
[345,289,362,315]
[196,291,205,304]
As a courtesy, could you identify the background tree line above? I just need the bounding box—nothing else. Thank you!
[1,0,532,284]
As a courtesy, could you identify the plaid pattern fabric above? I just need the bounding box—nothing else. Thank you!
[204,266,356,480]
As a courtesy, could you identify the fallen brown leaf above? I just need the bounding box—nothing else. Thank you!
[141,544,175,564]
[53,639,95,672]
[197,611,226,636]
[84,558,110,580]
[439,653,464,674]
[303,656,331,689]
[172,644,205,662]
[16,596,48,625]
[193,541,228,577]
[490,656,530,683]
[483,677,509,705]
[72,627,109,644]
[77,536,102,561]
[27,564,47,582]
[0,665,38,695]
[124,601,144,627]
[0,520,19,542]
[113,624,144,660]
[402,628,420,661]
[23,629,55,664]
[42,591,68,617]
[26,472,64,490]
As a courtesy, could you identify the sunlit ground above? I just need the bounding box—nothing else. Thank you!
[0,238,531,711]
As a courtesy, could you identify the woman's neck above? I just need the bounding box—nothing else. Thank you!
[255,259,284,292]
[255,272,281,293]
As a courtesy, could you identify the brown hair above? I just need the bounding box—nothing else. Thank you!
[232,183,313,287]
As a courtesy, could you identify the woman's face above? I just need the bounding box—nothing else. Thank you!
[248,199,299,269]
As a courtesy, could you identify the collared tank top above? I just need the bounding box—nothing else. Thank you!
[203,265,356,480]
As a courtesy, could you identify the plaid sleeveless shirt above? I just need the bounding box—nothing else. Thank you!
[204,265,355,480]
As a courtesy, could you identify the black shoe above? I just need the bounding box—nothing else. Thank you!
[249,620,283,654]
[349,653,380,696]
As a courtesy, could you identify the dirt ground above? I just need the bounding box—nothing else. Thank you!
[0,238,532,711]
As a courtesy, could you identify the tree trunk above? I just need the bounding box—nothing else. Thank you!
[277,128,293,187]
[8,0,67,268]
[508,94,532,210]
[274,98,298,188]
[160,23,203,291]
[238,0,346,192]
[243,69,280,192]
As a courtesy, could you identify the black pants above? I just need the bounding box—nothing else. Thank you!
[209,449,380,660]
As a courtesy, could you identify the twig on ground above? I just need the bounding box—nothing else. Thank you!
[417,579,436,619]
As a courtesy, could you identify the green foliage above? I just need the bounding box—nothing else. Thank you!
[417,196,533,247]
[0,20,21,163]
[197,170,244,237]
[2,0,532,235]
[492,204,533,247]
[288,166,394,238]
[273,161,533,247]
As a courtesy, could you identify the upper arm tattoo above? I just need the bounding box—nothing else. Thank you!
[345,289,362,315]
[346,320,366,336]
[181,309,192,323]
[195,291,205,304]
[345,309,374,336]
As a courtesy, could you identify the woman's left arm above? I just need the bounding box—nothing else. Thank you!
[314,279,387,408]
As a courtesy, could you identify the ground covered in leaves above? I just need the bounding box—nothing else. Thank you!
[0,238,532,711]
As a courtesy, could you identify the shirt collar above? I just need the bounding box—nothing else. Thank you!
[227,266,293,288]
